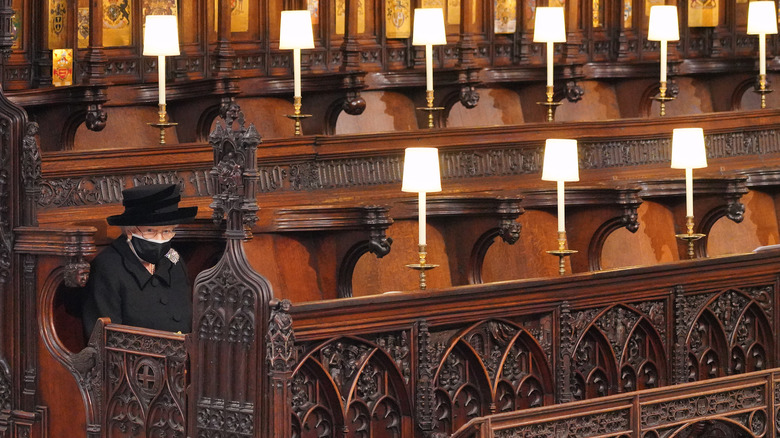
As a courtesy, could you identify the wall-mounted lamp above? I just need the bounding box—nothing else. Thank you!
[280,10,315,136]
[748,1,777,108]
[143,15,180,144]
[412,8,446,129]
[648,5,679,117]
[671,127,708,259]
[402,147,442,290]
[542,138,579,275]
[533,7,566,122]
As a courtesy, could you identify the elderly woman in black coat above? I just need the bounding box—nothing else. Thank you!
[82,183,197,336]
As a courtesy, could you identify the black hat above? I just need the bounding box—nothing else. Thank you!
[107,184,198,226]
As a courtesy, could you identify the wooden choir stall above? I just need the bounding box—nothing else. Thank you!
[4,0,780,436]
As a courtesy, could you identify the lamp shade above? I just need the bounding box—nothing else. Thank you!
[533,7,566,43]
[748,1,778,35]
[648,6,680,41]
[279,10,315,50]
[671,128,707,169]
[143,15,180,56]
[542,139,579,182]
[412,8,447,45]
[402,147,442,192]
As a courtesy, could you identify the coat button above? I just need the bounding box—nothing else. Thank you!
[172,313,181,322]
[150,278,159,287]
[159,296,169,305]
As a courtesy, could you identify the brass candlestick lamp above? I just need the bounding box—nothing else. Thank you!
[648,6,679,117]
[748,1,777,109]
[402,147,442,290]
[671,128,708,259]
[412,8,446,129]
[533,7,565,122]
[143,15,180,145]
[541,139,579,275]
[280,10,314,136]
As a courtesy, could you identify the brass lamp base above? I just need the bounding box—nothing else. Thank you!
[675,216,705,259]
[416,90,444,129]
[754,74,773,109]
[651,81,676,117]
[285,96,312,136]
[546,232,577,276]
[148,103,178,145]
[406,244,438,290]
[536,86,561,122]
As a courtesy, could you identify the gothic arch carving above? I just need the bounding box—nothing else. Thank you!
[292,336,412,438]
[431,319,553,433]
[682,288,774,381]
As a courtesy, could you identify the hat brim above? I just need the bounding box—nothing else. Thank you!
[107,206,198,226]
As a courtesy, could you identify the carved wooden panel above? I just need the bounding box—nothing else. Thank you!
[679,286,774,382]
[102,328,187,438]
[290,335,412,438]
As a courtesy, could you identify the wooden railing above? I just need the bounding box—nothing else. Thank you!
[452,367,780,438]
[279,250,780,437]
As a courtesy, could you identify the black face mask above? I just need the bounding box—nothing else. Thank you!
[130,235,172,265]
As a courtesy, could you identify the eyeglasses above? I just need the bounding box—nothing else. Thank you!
[134,227,176,240]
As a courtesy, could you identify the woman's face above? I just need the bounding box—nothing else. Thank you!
[126,225,176,241]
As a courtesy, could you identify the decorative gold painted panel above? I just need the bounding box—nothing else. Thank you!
[593,0,602,27]
[212,0,248,33]
[335,0,365,35]
[623,0,632,28]
[495,0,517,34]
[385,0,411,39]
[77,7,89,48]
[689,0,718,27]
[52,48,73,86]
[103,0,131,47]
[48,0,67,49]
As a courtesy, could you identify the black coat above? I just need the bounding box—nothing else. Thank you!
[82,236,193,336]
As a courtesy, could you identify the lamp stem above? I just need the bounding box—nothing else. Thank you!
[660,40,667,84]
[158,55,166,106]
[685,168,693,217]
[418,191,426,246]
[760,33,767,77]
[293,47,302,97]
[557,180,565,233]
[546,41,554,87]
[425,44,433,91]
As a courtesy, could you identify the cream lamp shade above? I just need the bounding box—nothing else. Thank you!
[412,8,447,46]
[648,6,680,41]
[542,139,579,181]
[748,1,778,35]
[143,15,180,56]
[279,10,315,49]
[533,7,566,43]
[671,128,707,169]
[402,148,442,192]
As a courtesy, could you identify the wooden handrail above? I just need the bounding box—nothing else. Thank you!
[452,367,780,437]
